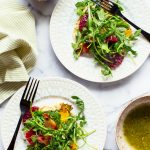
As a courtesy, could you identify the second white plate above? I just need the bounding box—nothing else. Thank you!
[50,0,150,83]
[1,77,106,150]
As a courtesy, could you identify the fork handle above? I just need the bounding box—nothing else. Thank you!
[7,115,22,150]
[119,13,150,42]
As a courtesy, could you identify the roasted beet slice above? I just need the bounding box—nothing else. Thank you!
[79,14,88,31]
[105,35,118,44]
[22,111,32,123]
[32,106,39,112]
[105,53,124,69]
[37,135,51,145]
[25,129,36,145]
[82,43,89,54]
[23,106,39,123]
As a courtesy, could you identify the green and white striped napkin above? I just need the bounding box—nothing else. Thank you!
[0,0,37,104]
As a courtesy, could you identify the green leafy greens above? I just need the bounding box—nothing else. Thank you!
[22,96,95,150]
[72,0,141,76]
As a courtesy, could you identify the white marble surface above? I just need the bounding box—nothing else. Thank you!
[0,0,150,150]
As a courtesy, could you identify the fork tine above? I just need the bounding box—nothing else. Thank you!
[100,1,112,8]
[28,79,39,103]
[31,80,40,103]
[102,0,113,6]
[21,77,31,99]
[27,79,37,102]
[100,3,111,12]
[24,78,34,100]
[100,2,111,10]
[101,0,113,9]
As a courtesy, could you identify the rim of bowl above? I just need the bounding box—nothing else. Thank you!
[115,93,150,150]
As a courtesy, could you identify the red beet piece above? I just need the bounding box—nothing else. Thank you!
[105,35,118,44]
[32,106,39,112]
[22,111,32,123]
[79,14,88,31]
[106,54,124,69]
[37,135,51,145]
[23,106,39,123]
[25,129,36,145]
[82,43,89,54]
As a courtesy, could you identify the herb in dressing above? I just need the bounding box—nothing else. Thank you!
[123,105,150,150]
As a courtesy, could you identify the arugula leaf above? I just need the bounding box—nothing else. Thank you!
[115,0,124,11]
[75,1,87,16]
[116,21,129,28]
[130,29,141,40]
[101,43,110,53]
[96,9,107,21]
[71,96,85,113]
[101,66,112,76]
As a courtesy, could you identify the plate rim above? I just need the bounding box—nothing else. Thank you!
[1,77,107,150]
[49,0,150,83]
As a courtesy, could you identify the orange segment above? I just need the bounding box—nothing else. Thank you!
[59,103,72,122]
[70,143,78,150]
[125,28,132,37]
[59,111,70,122]
[44,119,57,130]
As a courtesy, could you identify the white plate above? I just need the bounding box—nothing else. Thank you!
[50,0,150,83]
[1,77,106,150]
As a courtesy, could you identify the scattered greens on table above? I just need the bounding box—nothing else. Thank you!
[22,96,95,150]
[72,0,141,76]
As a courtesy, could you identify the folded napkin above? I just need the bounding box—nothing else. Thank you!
[0,0,37,104]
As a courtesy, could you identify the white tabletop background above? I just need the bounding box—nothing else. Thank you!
[0,0,150,150]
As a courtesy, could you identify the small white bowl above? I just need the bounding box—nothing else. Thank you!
[116,94,150,150]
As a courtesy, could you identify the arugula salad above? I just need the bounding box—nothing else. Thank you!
[22,96,94,150]
[72,0,141,76]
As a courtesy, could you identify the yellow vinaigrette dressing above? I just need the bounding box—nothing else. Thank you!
[123,105,150,150]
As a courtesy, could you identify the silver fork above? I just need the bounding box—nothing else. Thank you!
[7,77,40,150]
[93,0,150,42]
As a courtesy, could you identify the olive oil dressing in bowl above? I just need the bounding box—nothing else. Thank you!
[116,95,150,150]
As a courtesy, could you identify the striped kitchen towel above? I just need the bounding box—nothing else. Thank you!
[0,0,37,104]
